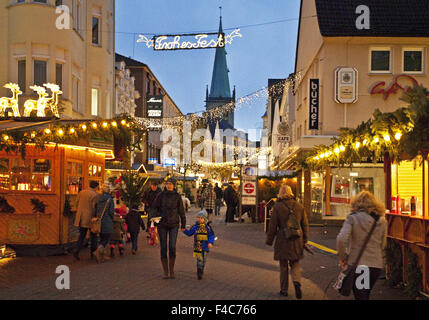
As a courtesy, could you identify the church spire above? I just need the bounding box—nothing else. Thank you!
[209,13,231,99]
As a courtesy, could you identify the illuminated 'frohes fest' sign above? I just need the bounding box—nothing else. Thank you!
[0,83,62,118]
[137,29,242,51]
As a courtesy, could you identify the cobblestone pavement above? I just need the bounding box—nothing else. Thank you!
[0,207,410,300]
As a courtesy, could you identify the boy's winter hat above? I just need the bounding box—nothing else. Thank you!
[197,210,208,222]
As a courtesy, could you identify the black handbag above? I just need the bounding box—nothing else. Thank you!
[335,213,379,296]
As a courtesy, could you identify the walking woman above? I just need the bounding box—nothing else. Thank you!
[266,185,309,299]
[336,191,387,300]
[150,178,186,279]
[94,182,115,263]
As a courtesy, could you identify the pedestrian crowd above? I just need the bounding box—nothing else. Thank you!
[72,177,387,300]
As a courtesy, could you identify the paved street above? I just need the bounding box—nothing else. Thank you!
[0,207,409,300]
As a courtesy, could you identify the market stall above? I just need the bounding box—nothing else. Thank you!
[0,144,106,256]
[385,155,429,294]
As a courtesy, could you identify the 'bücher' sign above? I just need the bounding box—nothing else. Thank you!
[309,79,319,130]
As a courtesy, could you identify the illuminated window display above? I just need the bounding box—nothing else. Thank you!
[324,165,385,218]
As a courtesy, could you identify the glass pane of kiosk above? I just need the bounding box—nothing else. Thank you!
[67,161,83,195]
[32,159,52,191]
[11,158,31,191]
[0,158,9,190]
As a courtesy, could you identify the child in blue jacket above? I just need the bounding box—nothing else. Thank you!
[183,210,215,280]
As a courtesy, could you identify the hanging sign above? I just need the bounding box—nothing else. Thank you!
[309,79,319,130]
[335,67,358,103]
[147,95,163,118]
[137,29,242,51]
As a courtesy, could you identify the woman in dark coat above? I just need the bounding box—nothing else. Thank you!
[94,182,115,263]
[150,178,186,279]
[266,185,309,299]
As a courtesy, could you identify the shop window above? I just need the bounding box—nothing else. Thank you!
[403,49,424,73]
[88,164,102,178]
[92,16,101,45]
[32,159,52,191]
[18,60,26,92]
[11,158,31,191]
[391,161,424,216]
[370,49,391,73]
[56,64,63,90]
[34,60,47,86]
[66,161,83,194]
[0,159,9,190]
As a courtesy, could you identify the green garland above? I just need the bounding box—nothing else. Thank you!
[404,247,422,299]
[303,85,429,170]
[0,114,147,160]
[384,239,403,288]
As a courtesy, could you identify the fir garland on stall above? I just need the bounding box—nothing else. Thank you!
[384,239,403,288]
[62,195,73,217]
[30,198,47,214]
[404,247,422,299]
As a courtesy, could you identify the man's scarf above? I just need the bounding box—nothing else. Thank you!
[193,223,208,260]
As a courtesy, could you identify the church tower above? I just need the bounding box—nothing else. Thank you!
[205,14,236,131]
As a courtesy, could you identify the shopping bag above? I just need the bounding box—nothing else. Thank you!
[148,220,159,246]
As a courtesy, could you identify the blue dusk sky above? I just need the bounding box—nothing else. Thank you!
[115,0,300,132]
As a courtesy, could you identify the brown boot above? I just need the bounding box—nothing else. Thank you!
[161,258,169,279]
[169,257,176,279]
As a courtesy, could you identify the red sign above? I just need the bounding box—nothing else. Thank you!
[370,74,419,100]
[243,183,255,194]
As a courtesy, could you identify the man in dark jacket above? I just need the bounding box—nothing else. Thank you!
[214,183,223,216]
[142,181,161,234]
[150,179,186,279]
[223,182,238,223]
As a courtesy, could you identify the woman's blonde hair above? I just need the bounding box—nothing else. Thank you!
[278,185,294,199]
[351,191,385,216]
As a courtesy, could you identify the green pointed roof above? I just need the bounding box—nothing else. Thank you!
[209,17,231,99]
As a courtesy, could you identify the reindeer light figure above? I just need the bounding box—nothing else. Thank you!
[0,83,22,117]
[43,83,62,118]
[24,86,49,117]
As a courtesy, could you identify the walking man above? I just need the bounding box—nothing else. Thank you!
[223,182,238,223]
[73,180,100,260]
[214,183,223,216]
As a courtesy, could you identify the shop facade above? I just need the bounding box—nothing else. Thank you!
[0,144,106,256]
[279,0,429,221]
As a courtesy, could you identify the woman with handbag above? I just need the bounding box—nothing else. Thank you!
[336,191,387,300]
[266,185,309,299]
[93,182,115,264]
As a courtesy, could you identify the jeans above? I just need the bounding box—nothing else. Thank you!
[352,267,381,300]
[76,227,98,254]
[196,251,208,271]
[215,199,222,216]
[225,206,236,222]
[99,233,110,248]
[158,226,179,259]
[130,232,139,251]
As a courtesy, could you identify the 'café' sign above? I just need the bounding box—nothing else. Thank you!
[370,74,418,100]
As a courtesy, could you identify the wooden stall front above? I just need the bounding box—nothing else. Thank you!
[0,144,105,256]
[385,155,429,294]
